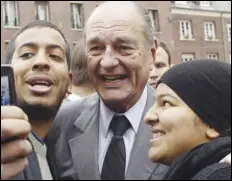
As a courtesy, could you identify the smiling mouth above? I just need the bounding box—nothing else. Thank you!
[150,131,166,143]
[26,76,54,94]
[29,81,51,87]
[102,75,128,82]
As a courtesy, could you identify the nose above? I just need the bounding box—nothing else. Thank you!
[100,47,119,70]
[149,66,159,79]
[144,106,159,126]
[32,51,50,71]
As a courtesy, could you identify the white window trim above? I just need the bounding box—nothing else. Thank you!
[204,22,216,41]
[179,20,193,40]
[70,3,84,30]
[206,53,218,60]
[227,24,231,42]
[3,1,20,28]
[148,9,159,32]
[175,1,187,5]
[200,1,211,7]
[181,54,195,62]
[35,2,50,21]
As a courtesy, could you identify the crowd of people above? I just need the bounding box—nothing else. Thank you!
[1,1,231,180]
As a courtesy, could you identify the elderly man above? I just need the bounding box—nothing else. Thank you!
[1,2,231,180]
[46,1,168,180]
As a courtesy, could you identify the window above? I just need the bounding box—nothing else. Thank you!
[204,22,216,40]
[200,1,211,7]
[182,54,195,62]
[179,20,193,40]
[71,3,84,29]
[35,1,49,21]
[148,9,159,32]
[227,24,231,42]
[206,53,218,60]
[3,1,19,27]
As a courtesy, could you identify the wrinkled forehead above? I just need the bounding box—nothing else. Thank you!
[85,2,144,39]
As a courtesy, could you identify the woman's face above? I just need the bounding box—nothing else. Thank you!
[144,83,213,165]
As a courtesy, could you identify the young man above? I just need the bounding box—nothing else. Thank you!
[148,41,172,89]
[1,20,71,180]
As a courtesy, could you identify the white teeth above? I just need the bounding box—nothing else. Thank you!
[104,76,121,80]
[33,85,48,88]
[153,132,164,139]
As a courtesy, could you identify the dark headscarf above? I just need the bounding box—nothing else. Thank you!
[157,59,231,136]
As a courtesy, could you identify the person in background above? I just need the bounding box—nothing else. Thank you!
[65,38,95,102]
[148,41,172,89]
[145,59,231,180]
[1,20,71,180]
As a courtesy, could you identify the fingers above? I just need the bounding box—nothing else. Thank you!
[1,139,33,163]
[1,106,28,121]
[1,119,31,140]
[1,158,29,180]
[1,106,31,140]
[1,106,32,180]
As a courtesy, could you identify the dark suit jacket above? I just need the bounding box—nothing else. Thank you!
[46,85,168,180]
[12,152,42,180]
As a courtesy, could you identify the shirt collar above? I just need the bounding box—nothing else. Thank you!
[100,85,148,138]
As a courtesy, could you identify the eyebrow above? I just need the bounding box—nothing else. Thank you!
[87,37,102,45]
[87,36,138,46]
[156,93,180,101]
[113,36,137,45]
[18,43,65,54]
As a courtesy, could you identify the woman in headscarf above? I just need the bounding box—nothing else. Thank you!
[145,59,231,180]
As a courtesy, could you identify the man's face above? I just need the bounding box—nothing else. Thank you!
[11,27,70,118]
[85,3,154,112]
[148,46,170,88]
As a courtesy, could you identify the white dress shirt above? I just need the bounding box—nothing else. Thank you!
[99,86,148,174]
[67,93,82,101]
[29,133,53,180]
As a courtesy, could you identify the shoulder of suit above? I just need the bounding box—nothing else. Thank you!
[58,93,99,115]
[49,93,99,134]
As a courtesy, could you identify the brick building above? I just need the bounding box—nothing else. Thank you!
[1,1,231,64]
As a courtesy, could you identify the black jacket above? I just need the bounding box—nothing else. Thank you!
[162,137,231,180]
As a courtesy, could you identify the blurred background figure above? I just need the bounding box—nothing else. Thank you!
[148,41,172,89]
[66,38,95,101]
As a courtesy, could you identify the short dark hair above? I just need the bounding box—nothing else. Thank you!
[71,38,90,85]
[158,41,171,65]
[5,20,71,70]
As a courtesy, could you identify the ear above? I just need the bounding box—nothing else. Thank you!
[206,127,220,140]
[151,39,157,61]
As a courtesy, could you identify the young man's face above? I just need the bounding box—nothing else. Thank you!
[148,47,170,88]
[11,27,70,116]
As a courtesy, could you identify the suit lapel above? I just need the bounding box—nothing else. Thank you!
[69,94,101,180]
[126,86,158,180]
